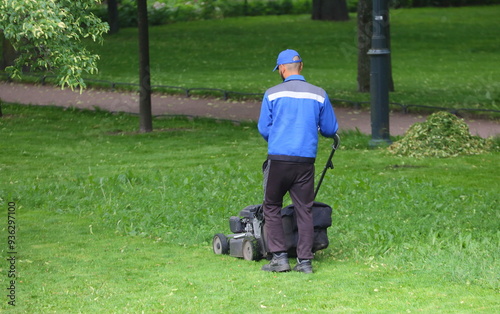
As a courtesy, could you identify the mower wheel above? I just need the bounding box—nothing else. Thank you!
[242,239,262,261]
[212,233,229,255]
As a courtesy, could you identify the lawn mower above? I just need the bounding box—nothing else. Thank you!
[212,134,340,261]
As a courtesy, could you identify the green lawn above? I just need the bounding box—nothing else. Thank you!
[75,5,500,113]
[3,6,499,114]
[0,104,498,311]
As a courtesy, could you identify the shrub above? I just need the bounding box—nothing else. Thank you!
[119,0,139,27]
[90,0,314,28]
[390,0,500,7]
[149,1,171,25]
[90,0,499,28]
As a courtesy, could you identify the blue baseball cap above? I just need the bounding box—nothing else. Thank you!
[273,49,302,71]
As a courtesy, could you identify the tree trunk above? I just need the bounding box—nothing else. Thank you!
[357,0,394,93]
[357,0,371,92]
[386,11,394,92]
[137,0,152,132]
[107,0,119,34]
[1,32,18,71]
[312,0,349,21]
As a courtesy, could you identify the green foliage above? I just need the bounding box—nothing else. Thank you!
[0,0,109,90]
[90,0,312,27]
[388,111,495,158]
[89,0,500,28]
[391,0,500,7]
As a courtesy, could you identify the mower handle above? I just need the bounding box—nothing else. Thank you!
[314,133,340,199]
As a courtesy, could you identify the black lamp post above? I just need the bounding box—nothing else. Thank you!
[368,0,391,147]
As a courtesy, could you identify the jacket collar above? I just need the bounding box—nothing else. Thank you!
[284,75,306,82]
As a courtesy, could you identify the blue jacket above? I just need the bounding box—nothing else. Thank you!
[258,75,338,161]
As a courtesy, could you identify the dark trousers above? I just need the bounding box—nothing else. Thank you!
[262,160,315,260]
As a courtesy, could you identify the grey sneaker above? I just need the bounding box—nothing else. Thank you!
[293,259,313,273]
[261,253,291,272]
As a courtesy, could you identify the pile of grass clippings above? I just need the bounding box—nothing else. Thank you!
[388,111,493,158]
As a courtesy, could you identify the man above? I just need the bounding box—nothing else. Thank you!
[258,49,338,273]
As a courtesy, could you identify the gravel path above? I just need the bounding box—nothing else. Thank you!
[1,82,498,138]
